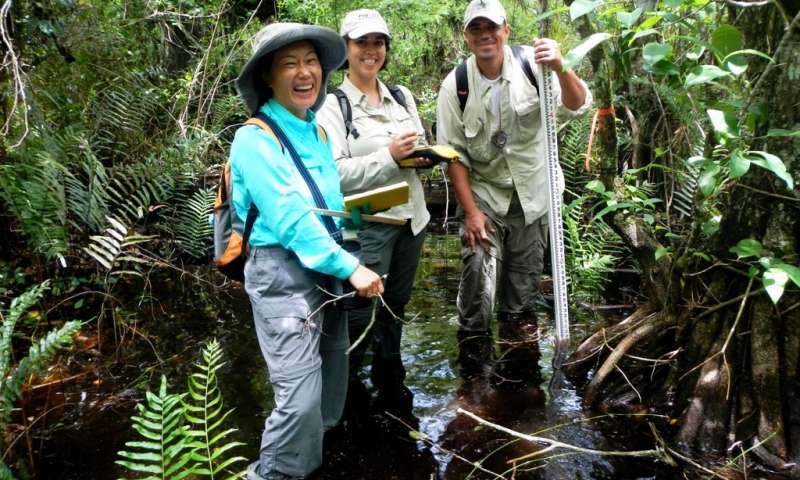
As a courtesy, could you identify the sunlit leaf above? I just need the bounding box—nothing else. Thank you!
[655,247,669,260]
[729,238,763,259]
[698,163,720,197]
[763,268,788,304]
[747,151,795,190]
[585,179,606,193]
[707,109,736,138]
[630,28,659,44]
[570,0,601,20]
[774,263,800,288]
[563,33,613,70]
[616,7,643,28]
[728,150,750,178]
[685,65,731,86]
[686,45,705,61]
[643,42,671,66]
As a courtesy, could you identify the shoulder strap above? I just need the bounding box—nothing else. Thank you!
[253,112,342,243]
[387,85,408,111]
[332,88,359,139]
[511,45,539,94]
[455,60,469,113]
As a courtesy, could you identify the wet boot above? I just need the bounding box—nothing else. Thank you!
[493,312,542,391]
[372,305,414,418]
[455,329,497,408]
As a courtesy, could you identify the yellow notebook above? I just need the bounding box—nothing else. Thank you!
[344,181,409,213]
[397,145,460,168]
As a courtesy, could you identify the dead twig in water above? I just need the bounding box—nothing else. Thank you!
[384,412,506,480]
[457,408,674,464]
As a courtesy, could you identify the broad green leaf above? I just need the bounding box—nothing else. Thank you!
[710,25,743,60]
[702,217,720,236]
[563,33,613,70]
[763,268,788,304]
[707,109,735,138]
[685,65,731,87]
[729,238,763,259]
[643,42,672,66]
[531,6,571,23]
[747,151,795,190]
[585,179,606,193]
[616,7,643,28]
[655,247,669,260]
[721,49,774,64]
[665,0,683,7]
[728,150,750,178]
[570,0,600,20]
[726,58,748,76]
[766,129,800,137]
[698,163,720,197]
[637,14,663,30]
[630,28,659,44]
[686,45,705,61]
[774,263,800,288]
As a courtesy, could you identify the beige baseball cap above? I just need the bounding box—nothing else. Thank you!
[340,9,391,39]
[463,0,507,30]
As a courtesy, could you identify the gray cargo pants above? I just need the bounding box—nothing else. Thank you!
[244,247,348,479]
[457,193,548,332]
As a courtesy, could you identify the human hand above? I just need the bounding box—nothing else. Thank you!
[463,210,494,251]
[348,265,384,297]
[388,131,418,161]
[532,38,563,71]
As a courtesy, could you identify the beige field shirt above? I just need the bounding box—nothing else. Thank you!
[318,76,430,235]
[436,45,592,225]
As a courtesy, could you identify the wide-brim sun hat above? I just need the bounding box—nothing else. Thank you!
[236,22,346,115]
[340,9,391,40]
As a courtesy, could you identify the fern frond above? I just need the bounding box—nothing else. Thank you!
[173,187,215,259]
[183,339,246,479]
[116,376,195,480]
[83,216,156,272]
[0,282,51,389]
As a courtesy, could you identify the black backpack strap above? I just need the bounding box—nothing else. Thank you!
[387,85,408,111]
[455,60,468,112]
[332,88,359,140]
[511,45,539,95]
[253,112,343,244]
[240,203,258,251]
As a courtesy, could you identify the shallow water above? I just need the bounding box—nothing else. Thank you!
[35,234,673,479]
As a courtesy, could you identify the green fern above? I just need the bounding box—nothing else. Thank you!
[116,341,246,480]
[183,340,247,479]
[83,216,157,273]
[116,376,195,480]
[173,188,215,259]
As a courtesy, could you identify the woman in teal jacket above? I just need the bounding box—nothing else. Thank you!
[231,23,383,480]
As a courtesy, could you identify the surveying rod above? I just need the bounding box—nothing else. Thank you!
[539,63,570,345]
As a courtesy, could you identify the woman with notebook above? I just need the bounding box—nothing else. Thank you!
[317,9,431,422]
[230,22,383,480]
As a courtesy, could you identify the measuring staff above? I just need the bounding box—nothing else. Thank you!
[436,0,592,386]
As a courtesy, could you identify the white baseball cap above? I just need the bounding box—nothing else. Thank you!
[463,0,507,30]
[340,9,391,40]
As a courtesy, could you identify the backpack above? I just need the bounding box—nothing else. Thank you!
[212,114,331,282]
[455,45,538,112]
[331,85,409,139]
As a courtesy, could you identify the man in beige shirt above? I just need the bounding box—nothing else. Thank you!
[436,0,592,389]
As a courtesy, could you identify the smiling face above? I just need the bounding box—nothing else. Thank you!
[346,33,387,81]
[463,18,510,62]
[266,41,322,119]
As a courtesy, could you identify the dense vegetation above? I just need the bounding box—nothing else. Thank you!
[1,0,797,478]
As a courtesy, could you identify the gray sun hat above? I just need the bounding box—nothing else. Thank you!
[236,22,346,115]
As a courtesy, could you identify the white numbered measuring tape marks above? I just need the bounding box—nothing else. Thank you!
[539,65,570,345]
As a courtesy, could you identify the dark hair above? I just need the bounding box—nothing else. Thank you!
[340,34,391,71]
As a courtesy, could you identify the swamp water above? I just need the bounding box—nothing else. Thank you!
[37,235,672,479]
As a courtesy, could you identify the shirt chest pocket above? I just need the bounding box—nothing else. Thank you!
[512,81,541,137]
[464,116,493,164]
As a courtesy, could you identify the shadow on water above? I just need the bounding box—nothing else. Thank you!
[35,235,676,479]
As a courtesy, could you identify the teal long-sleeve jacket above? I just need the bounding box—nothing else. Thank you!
[229,99,359,280]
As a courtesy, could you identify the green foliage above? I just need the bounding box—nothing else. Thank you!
[83,216,156,274]
[116,340,246,479]
[0,281,81,476]
[173,188,215,259]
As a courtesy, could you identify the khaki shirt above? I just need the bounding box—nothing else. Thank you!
[436,45,592,225]
[317,76,430,235]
